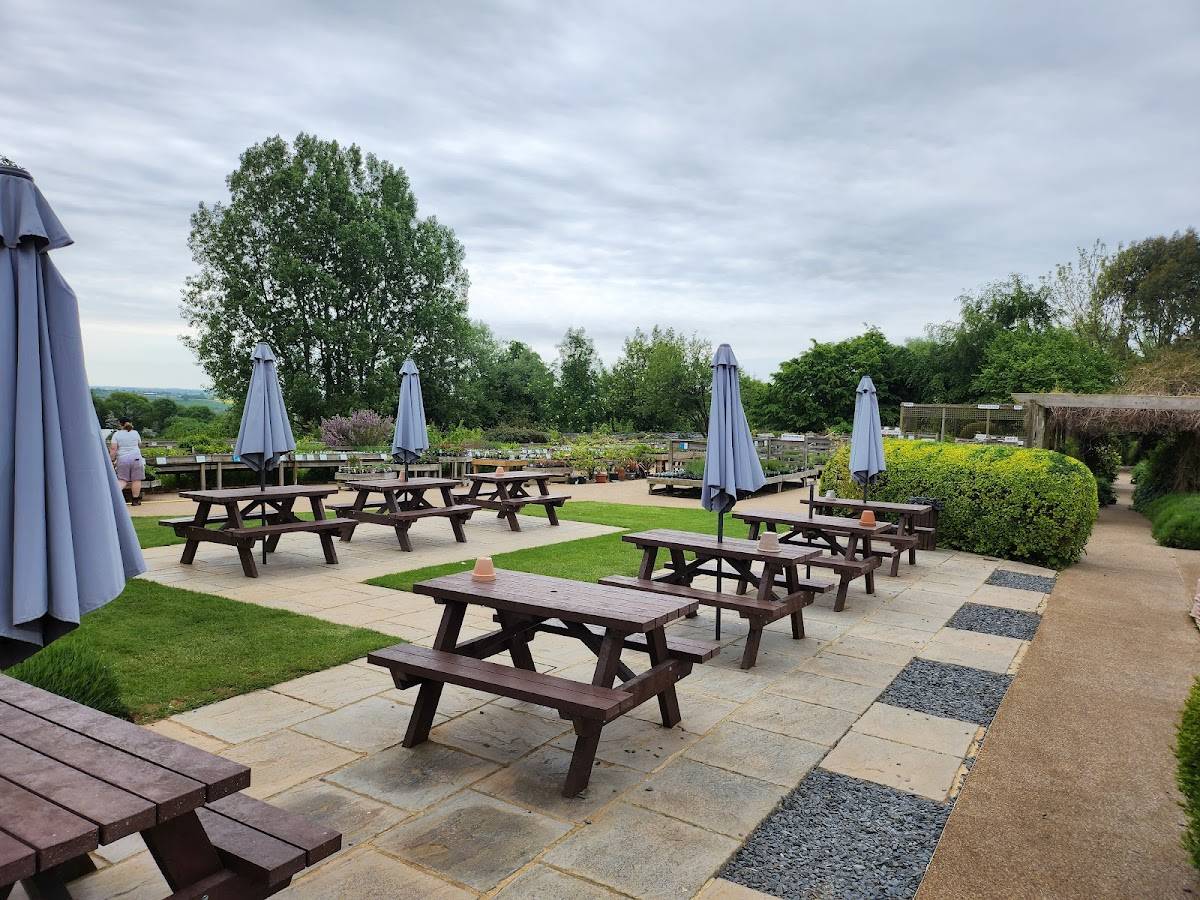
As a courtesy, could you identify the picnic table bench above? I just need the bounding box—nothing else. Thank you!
[455,471,570,531]
[605,529,834,669]
[0,675,339,899]
[369,570,716,797]
[329,477,480,551]
[161,485,353,578]
[733,510,894,611]
[802,496,935,572]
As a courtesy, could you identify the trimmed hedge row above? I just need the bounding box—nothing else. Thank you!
[1178,677,1200,870]
[1140,494,1200,550]
[820,439,1098,569]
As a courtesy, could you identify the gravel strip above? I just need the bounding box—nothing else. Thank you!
[948,602,1041,641]
[721,769,951,900]
[986,569,1055,593]
[879,657,1012,725]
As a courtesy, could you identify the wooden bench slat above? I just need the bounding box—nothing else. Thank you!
[0,702,206,821]
[369,645,632,720]
[224,517,355,538]
[0,777,97,870]
[196,807,307,886]
[598,575,809,615]
[206,794,341,865]
[0,735,155,843]
[159,514,231,527]
[0,830,36,887]
[0,676,249,800]
[535,623,720,663]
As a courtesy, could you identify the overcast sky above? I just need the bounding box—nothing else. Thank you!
[5,1,1199,388]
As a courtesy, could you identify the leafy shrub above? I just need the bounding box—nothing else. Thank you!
[1133,434,1200,511]
[9,641,129,718]
[427,424,485,453]
[162,417,215,440]
[1177,677,1200,869]
[320,410,394,448]
[1141,494,1200,550]
[820,439,1098,568]
[174,434,231,454]
[484,425,550,444]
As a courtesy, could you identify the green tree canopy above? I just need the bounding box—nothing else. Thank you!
[606,327,711,431]
[971,327,1118,398]
[1096,229,1200,354]
[182,133,472,426]
[552,327,605,431]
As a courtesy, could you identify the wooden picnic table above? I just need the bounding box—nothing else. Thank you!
[603,529,833,670]
[802,496,934,567]
[458,471,570,531]
[331,477,480,551]
[734,510,895,611]
[161,485,354,578]
[0,674,339,899]
[369,570,718,797]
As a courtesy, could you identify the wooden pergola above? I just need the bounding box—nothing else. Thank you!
[1014,393,1200,448]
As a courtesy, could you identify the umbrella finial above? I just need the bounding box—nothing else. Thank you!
[0,155,31,180]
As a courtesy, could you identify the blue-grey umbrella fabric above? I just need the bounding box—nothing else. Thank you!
[392,358,429,474]
[849,375,886,498]
[0,167,145,667]
[702,344,765,514]
[234,343,295,563]
[701,344,764,638]
[234,343,295,474]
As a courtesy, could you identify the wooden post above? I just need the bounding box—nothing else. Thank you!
[216,461,223,490]
[939,407,947,442]
[199,462,206,491]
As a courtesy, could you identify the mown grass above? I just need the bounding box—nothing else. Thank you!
[9,580,397,722]
[367,500,750,593]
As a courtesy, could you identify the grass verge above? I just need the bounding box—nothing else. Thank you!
[367,500,750,593]
[9,579,397,722]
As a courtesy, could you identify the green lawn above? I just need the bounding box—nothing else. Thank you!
[134,510,333,549]
[367,500,751,593]
[9,580,397,722]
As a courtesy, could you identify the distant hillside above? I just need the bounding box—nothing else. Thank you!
[91,386,230,411]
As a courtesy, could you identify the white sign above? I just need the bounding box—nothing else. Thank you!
[194,455,207,463]
[976,404,1000,410]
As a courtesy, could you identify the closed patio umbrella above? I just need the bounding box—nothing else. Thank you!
[392,358,428,480]
[234,342,296,564]
[0,160,145,668]
[701,344,765,638]
[849,375,887,502]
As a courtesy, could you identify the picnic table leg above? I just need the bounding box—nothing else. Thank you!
[785,566,805,639]
[498,612,537,671]
[404,602,466,747]
[179,500,212,566]
[591,628,627,687]
[905,515,918,565]
[141,809,230,895]
[563,720,602,797]
[645,627,682,727]
[638,546,659,581]
[494,482,521,531]
[235,541,259,577]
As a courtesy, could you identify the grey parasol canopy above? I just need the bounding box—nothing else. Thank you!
[234,342,296,474]
[0,163,145,667]
[391,358,429,476]
[849,375,886,497]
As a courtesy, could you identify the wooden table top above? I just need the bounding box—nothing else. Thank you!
[735,510,896,534]
[413,570,695,632]
[803,497,933,515]
[342,477,459,492]
[620,529,820,563]
[181,484,337,502]
[467,470,554,483]
[0,675,249,876]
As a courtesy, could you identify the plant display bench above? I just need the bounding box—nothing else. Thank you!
[0,675,340,899]
[370,570,716,797]
[330,477,479,551]
[604,529,833,669]
[647,468,822,496]
[456,472,570,531]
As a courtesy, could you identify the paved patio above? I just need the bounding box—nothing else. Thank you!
[55,498,1050,899]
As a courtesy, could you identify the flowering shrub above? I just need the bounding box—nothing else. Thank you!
[320,410,394,448]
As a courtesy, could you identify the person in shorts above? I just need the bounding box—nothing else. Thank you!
[110,417,145,505]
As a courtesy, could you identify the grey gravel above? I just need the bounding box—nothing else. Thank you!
[878,658,1012,725]
[947,602,1041,641]
[986,568,1055,593]
[721,769,951,899]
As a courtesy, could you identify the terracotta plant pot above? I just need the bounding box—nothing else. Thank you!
[858,509,877,527]
[595,472,609,484]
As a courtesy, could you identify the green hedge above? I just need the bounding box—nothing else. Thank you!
[1141,494,1200,550]
[1178,677,1200,869]
[820,439,1098,568]
[9,642,129,718]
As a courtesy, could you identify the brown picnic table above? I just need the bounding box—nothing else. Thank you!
[458,471,570,531]
[602,529,834,670]
[161,485,354,578]
[734,510,895,611]
[331,477,480,551]
[802,496,935,570]
[369,570,718,797]
[0,674,339,899]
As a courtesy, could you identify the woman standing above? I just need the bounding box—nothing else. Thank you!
[109,417,145,505]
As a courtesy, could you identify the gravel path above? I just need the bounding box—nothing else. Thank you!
[947,602,1041,641]
[879,658,1013,726]
[722,769,951,900]
[986,569,1055,593]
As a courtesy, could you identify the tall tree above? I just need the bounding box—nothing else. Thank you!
[607,327,711,431]
[1095,229,1200,354]
[971,327,1118,398]
[552,327,605,431]
[477,338,555,426]
[181,133,472,426]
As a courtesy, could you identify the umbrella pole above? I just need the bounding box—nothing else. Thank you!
[260,467,267,565]
[715,511,723,640]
